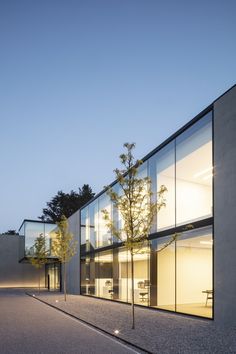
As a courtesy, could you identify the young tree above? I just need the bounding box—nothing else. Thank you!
[29,233,48,294]
[102,143,177,329]
[52,215,77,301]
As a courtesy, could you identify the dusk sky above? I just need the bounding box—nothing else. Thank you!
[0,0,235,232]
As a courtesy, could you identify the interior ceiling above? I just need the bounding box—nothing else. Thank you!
[161,142,212,186]
[97,233,212,263]
[177,234,212,249]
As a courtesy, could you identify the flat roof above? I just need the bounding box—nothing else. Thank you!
[18,219,56,232]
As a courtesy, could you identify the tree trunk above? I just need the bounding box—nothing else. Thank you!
[64,262,67,301]
[131,252,135,329]
[38,270,40,295]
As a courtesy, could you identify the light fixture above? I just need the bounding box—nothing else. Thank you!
[114,330,120,335]
[200,240,213,245]
[55,300,59,303]
[194,167,212,178]
[202,173,213,181]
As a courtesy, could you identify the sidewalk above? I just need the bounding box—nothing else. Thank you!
[28,291,236,354]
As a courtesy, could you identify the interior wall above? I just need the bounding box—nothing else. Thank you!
[157,175,175,230]
[157,247,175,306]
[176,179,212,224]
[176,247,212,304]
[157,176,212,229]
[157,244,212,306]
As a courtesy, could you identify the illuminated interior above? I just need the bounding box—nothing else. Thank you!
[19,220,60,291]
[154,227,212,318]
[19,220,58,257]
[80,111,213,318]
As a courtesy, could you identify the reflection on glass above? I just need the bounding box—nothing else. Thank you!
[176,113,212,225]
[87,254,97,296]
[156,142,175,230]
[80,208,87,254]
[79,112,213,319]
[46,263,60,291]
[88,201,98,251]
[97,195,112,248]
[98,250,113,299]
[176,226,213,318]
[156,236,175,311]
[127,245,150,306]
[22,221,56,257]
[45,223,57,256]
[24,222,44,255]
[118,248,128,302]
[80,256,87,295]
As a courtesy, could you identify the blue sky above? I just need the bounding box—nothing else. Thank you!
[0,0,235,232]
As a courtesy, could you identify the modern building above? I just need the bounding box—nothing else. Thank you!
[0,220,61,290]
[19,219,61,291]
[66,84,236,326]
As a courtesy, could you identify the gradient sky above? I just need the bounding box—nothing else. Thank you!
[0,0,235,232]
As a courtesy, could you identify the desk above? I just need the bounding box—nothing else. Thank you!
[202,290,213,306]
[139,292,148,302]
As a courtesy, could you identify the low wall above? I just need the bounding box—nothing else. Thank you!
[0,235,45,288]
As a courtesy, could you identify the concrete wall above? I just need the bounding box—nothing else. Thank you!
[0,235,45,288]
[65,210,80,294]
[214,85,236,326]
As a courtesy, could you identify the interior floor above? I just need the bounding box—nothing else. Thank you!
[155,302,212,318]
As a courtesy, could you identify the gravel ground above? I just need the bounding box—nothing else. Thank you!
[29,291,236,354]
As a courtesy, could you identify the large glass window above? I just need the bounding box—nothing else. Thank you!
[45,263,60,291]
[176,113,212,225]
[80,254,97,296]
[97,195,112,248]
[80,256,87,295]
[80,208,88,254]
[157,239,175,311]
[118,248,129,302]
[149,142,175,231]
[45,223,57,257]
[176,226,213,318]
[88,201,98,251]
[127,245,150,306]
[21,221,56,257]
[97,250,113,299]
[80,112,213,319]
[24,221,44,256]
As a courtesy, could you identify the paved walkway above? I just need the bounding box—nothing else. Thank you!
[30,291,236,354]
[0,289,140,354]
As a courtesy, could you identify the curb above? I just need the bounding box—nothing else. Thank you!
[26,292,152,354]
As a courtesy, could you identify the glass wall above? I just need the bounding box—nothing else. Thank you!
[149,142,175,231]
[80,112,213,319]
[97,250,113,299]
[80,253,98,296]
[80,209,87,254]
[19,220,57,257]
[176,226,213,318]
[88,201,98,251]
[45,263,60,291]
[150,236,175,311]
[176,112,212,225]
[97,195,112,248]
[149,226,213,317]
